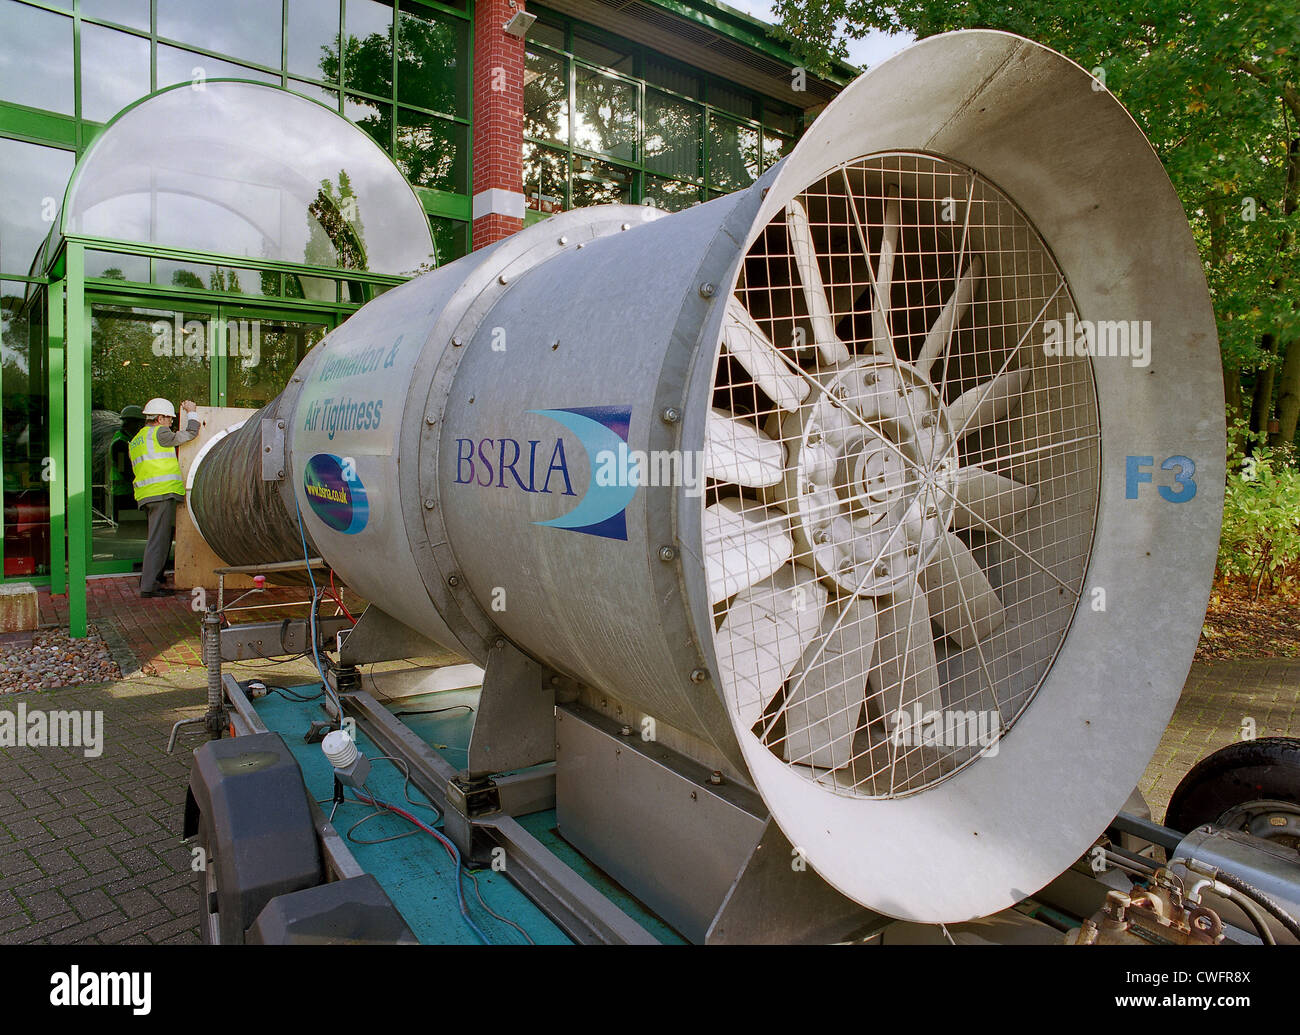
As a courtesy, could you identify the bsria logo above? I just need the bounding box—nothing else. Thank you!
[50,967,151,1015]
[454,406,635,540]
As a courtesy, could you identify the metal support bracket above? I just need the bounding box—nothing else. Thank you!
[260,417,285,482]
[466,639,556,777]
[705,818,887,944]
[443,773,502,867]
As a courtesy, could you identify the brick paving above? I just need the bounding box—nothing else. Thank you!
[37,577,354,677]
[0,575,1295,943]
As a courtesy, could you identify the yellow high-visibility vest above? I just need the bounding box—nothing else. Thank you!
[128,425,185,502]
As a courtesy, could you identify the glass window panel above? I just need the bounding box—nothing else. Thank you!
[0,4,72,114]
[65,82,435,274]
[707,115,759,191]
[573,30,631,75]
[158,0,283,69]
[80,23,151,123]
[707,82,757,121]
[645,58,699,100]
[90,306,211,414]
[288,0,342,81]
[524,48,567,144]
[291,78,341,110]
[645,89,701,181]
[0,139,74,277]
[2,281,50,576]
[570,157,632,208]
[395,108,466,193]
[428,215,467,267]
[156,45,280,88]
[396,7,467,116]
[81,0,150,30]
[285,274,340,302]
[523,141,566,214]
[89,303,210,562]
[643,175,700,213]
[762,131,791,170]
[345,92,392,150]
[343,0,394,95]
[153,259,278,296]
[226,318,329,408]
[573,66,636,162]
[530,18,565,52]
[86,250,149,281]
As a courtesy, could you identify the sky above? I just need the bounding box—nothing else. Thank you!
[721,1,915,70]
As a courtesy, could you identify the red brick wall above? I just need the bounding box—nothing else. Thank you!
[472,0,526,250]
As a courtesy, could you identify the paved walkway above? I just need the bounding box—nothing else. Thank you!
[0,576,1295,943]
[38,577,351,677]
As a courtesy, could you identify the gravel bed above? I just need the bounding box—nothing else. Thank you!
[0,624,122,692]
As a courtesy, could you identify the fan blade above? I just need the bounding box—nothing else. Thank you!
[704,498,793,603]
[715,565,827,728]
[922,531,1007,648]
[952,467,1038,536]
[783,596,876,770]
[786,199,852,366]
[870,582,942,725]
[872,185,901,356]
[722,299,810,413]
[915,256,983,376]
[946,366,1032,439]
[705,407,785,488]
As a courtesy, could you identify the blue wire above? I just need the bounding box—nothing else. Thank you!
[293,493,336,715]
[352,789,492,945]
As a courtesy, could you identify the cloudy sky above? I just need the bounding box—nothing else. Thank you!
[722,1,914,70]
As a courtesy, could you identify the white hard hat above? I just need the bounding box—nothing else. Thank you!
[142,397,176,418]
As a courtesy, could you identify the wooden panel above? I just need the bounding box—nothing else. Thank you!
[175,406,259,590]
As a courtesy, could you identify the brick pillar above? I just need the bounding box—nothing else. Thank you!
[471,0,526,250]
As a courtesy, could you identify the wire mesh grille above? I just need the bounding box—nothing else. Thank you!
[702,153,1100,798]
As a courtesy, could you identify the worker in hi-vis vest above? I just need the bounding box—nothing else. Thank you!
[129,397,199,597]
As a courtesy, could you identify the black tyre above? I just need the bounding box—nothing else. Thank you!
[1166,737,1300,849]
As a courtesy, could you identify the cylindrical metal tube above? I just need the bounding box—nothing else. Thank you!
[182,30,1226,924]
[190,396,317,571]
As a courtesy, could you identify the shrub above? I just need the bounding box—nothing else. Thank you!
[1218,421,1300,598]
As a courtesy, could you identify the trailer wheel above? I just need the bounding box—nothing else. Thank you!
[1166,738,1300,849]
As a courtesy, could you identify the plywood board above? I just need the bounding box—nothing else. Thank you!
[175,406,260,590]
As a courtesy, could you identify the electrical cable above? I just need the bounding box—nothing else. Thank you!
[267,683,326,703]
[348,788,492,945]
[1171,856,1300,943]
[1209,867,1300,942]
[293,493,340,725]
[466,869,535,945]
[329,569,357,624]
[393,704,476,718]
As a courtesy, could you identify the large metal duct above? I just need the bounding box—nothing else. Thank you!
[188,30,1224,923]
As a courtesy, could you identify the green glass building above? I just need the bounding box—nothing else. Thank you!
[0,0,851,633]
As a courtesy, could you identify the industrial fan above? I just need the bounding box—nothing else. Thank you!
[704,153,1099,796]
[187,31,1222,925]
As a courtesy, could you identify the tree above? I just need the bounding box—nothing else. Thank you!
[769,0,1300,447]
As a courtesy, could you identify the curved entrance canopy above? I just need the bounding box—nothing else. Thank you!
[61,80,435,276]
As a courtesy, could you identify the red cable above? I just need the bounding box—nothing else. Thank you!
[329,569,358,624]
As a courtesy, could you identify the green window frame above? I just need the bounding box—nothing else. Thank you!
[522,4,803,220]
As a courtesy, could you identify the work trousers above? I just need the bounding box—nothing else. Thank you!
[140,498,177,593]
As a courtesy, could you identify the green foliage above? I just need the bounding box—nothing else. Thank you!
[1218,420,1300,596]
[769,0,1300,421]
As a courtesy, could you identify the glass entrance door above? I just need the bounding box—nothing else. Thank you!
[86,296,331,575]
